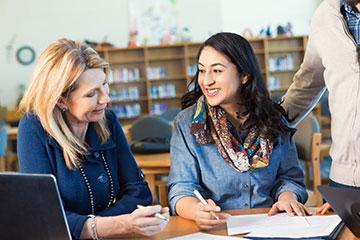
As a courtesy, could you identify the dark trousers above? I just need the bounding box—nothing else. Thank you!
[322,179,360,204]
[328,179,360,189]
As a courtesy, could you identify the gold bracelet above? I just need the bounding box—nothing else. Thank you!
[88,214,101,240]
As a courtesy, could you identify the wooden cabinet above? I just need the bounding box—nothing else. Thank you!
[97,36,307,124]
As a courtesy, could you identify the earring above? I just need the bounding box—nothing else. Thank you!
[61,107,67,113]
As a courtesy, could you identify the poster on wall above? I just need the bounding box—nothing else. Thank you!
[128,0,191,46]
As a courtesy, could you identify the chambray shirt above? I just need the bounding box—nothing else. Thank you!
[18,110,152,239]
[342,1,360,44]
[168,105,307,215]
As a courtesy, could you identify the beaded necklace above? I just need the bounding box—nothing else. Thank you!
[78,151,115,215]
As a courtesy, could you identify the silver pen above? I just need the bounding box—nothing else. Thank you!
[137,205,169,221]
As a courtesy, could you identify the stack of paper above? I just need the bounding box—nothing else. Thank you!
[169,232,244,240]
[227,213,342,238]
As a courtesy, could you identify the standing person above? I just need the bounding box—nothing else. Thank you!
[168,32,308,230]
[17,39,168,239]
[281,0,360,213]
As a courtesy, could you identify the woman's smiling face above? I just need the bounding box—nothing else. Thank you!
[197,46,243,110]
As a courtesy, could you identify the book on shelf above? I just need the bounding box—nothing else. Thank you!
[150,103,169,115]
[268,54,295,72]
[147,67,166,80]
[110,87,140,101]
[149,84,176,98]
[186,64,197,77]
[110,68,141,83]
[111,104,141,119]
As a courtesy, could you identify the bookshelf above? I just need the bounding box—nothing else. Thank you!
[97,36,307,124]
[265,36,306,97]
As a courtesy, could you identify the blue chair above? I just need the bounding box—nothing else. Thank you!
[0,124,8,171]
[129,116,172,205]
[160,108,181,122]
[130,116,172,153]
[320,90,330,116]
[319,90,332,161]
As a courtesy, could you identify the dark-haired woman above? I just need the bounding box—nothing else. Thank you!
[167,32,308,229]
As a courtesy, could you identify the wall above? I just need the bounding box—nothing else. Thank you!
[221,0,320,36]
[0,0,320,108]
[0,0,129,108]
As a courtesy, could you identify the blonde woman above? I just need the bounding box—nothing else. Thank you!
[17,39,168,239]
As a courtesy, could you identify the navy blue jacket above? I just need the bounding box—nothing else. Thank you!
[18,110,152,239]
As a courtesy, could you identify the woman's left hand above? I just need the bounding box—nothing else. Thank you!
[268,191,311,216]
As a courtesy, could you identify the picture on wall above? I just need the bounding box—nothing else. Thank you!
[129,0,184,46]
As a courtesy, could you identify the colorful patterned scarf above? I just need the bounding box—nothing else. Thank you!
[190,96,273,172]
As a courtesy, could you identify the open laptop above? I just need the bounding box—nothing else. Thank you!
[0,173,72,240]
[318,184,360,238]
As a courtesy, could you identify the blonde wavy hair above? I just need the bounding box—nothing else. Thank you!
[19,38,110,170]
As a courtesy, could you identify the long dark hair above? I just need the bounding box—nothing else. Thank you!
[181,32,293,140]
[347,0,360,8]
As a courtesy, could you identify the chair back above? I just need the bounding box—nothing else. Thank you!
[130,116,172,153]
[160,108,181,121]
[0,125,7,157]
[293,113,322,206]
[0,125,7,171]
[294,114,320,161]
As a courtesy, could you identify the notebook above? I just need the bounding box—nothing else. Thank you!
[0,173,71,240]
[318,184,360,238]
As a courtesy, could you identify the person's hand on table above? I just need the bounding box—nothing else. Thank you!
[316,202,332,215]
[268,191,311,216]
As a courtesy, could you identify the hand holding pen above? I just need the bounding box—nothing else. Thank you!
[137,205,169,221]
[192,190,230,230]
[126,205,169,236]
[193,190,220,220]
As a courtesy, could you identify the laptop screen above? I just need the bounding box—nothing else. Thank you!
[0,173,71,240]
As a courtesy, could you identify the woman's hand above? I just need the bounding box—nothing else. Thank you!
[193,199,230,230]
[126,205,169,236]
[268,191,311,216]
[316,202,332,215]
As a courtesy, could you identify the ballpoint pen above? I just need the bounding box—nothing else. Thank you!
[137,205,169,221]
[193,190,220,220]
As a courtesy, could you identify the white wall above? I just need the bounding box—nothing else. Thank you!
[0,0,129,108]
[0,0,320,108]
[221,0,319,35]
[176,0,223,42]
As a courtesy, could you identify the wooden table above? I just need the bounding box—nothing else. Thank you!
[120,208,359,240]
[133,153,170,204]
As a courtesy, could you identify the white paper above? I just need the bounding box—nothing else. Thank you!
[227,213,342,238]
[169,232,244,240]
